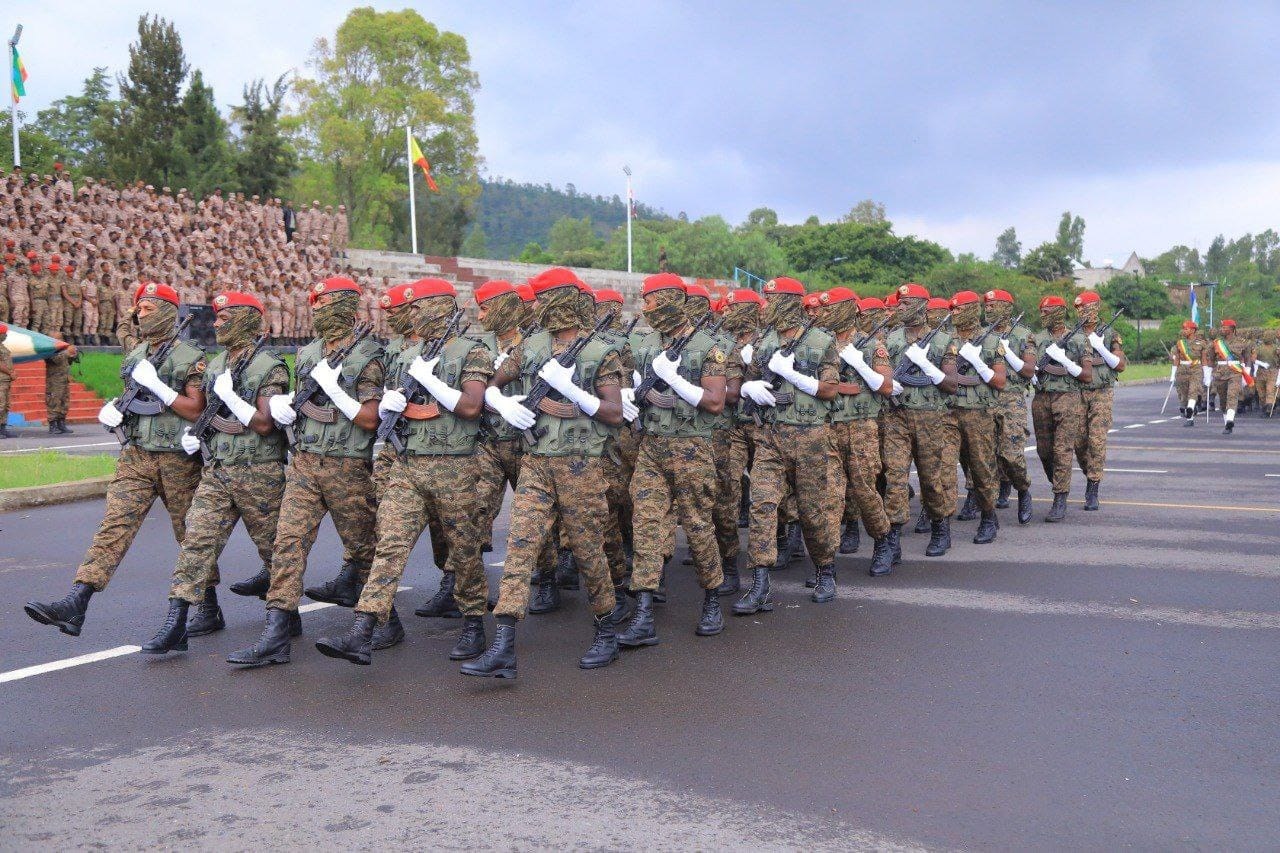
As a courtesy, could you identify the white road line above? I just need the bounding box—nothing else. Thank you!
[1107,429,1119,433]
[1123,423,1144,429]
[0,440,119,455]
[1265,474,1280,478]
[1149,419,1169,424]
[1075,467,1168,474]
[0,645,140,684]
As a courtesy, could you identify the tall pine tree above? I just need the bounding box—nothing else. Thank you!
[174,70,237,196]
[232,75,295,197]
[102,15,189,184]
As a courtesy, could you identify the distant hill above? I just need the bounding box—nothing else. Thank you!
[475,177,668,259]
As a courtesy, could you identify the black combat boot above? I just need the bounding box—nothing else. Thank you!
[924,518,951,557]
[1045,492,1067,522]
[1083,480,1101,511]
[314,613,376,665]
[1183,409,1195,426]
[868,534,894,577]
[140,598,190,654]
[449,616,487,660]
[229,567,270,599]
[715,561,740,597]
[1017,489,1033,525]
[653,564,669,604]
[0,425,10,438]
[732,567,773,615]
[556,548,580,589]
[304,561,364,607]
[24,581,94,636]
[186,586,225,636]
[608,584,631,624]
[774,522,801,568]
[226,608,294,667]
[1224,419,1234,434]
[839,519,860,554]
[696,588,724,635]
[47,419,58,435]
[996,480,1012,509]
[973,511,998,544]
[460,620,517,678]
[618,591,657,648]
[956,490,979,521]
[890,522,903,564]
[579,613,620,669]
[288,610,303,637]
[811,564,836,604]
[805,563,819,588]
[913,506,931,534]
[528,571,562,614]
[414,573,462,618]
[372,606,405,650]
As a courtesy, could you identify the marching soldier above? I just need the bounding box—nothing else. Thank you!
[1254,329,1278,417]
[1074,291,1125,510]
[984,289,1037,524]
[24,283,210,637]
[0,323,12,438]
[1173,321,1205,425]
[1032,295,1093,521]
[228,277,387,667]
[1206,318,1248,434]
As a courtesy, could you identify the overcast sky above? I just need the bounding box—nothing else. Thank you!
[11,1,1280,262]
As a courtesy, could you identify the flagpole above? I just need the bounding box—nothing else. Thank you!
[9,25,21,169]
[623,165,632,273]
[406,124,418,255]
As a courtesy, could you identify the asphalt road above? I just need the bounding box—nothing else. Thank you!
[1,383,1277,850]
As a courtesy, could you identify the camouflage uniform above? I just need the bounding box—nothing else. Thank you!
[27,270,48,335]
[45,273,64,338]
[950,323,1004,515]
[1172,336,1205,409]
[44,351,71,422]
[1075,327,1123,482]
[0,338,12,428]
[1032,329,1089,494]
[1254,333,1278,414]
[1207,333,1245,415]
[828,332,891,539]
[993,318,1037,493]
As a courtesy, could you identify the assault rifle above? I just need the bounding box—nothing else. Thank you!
[1035,316,1087,372]
[108,314,194,444]
[192,334,269,464]
[519,313,615,443]
[853,314,893,349]
[956,311,1025,382]
[743,316,820,426]
[377,308,467,456]
[631,313,723,431]
[284,322,374,447]
[893,315,953,387]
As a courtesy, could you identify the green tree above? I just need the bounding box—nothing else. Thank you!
[460,224,487,258]
[548,216,599,257]
[232,75,295,197]
[173,70,236,197]
[516,241,554,264]
[2,109,65,172]
[35,68,115,175]
[102,14,190,184]
[1204,235,1228,279]
[1097,275,1174,320]
[1020,241,1074,283]
[841,199,886,225]
[292,7,480,250]
[777,220,951,293]
[743,207,778,228]
[1055,211,1085,262]
[992,226,1021,268]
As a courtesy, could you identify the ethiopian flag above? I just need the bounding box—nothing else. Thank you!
[408,134,439,192]
[2,324,69,364]
[11,46,26,103]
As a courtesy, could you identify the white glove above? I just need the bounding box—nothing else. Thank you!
[891,379,904,396]
[484,385,536,430]
[269,392,297,426]
[1169,365,1177,382]
[840,343,884,392]
[959,341,994,383]
[1257,360,1271,370]
[180,427,200,455]
[130,359,178,406]
[620,387,640,422]
[652,352,704,407]
[379,388,407,416]
[1088,333,1121,368]
[537,358,601,417]
[493,350,510,370]
[309,358,362,420]
[740,379,776,406]
[1202,365,1213,387]
[98,399,124,428]
[1001,340,1025,373]
[740,343,754,365]
[213,369,257,426]
[409,355,463,413]
[1045,343,1082,377]
[768,350,820,396]
[905,343,946,384]
[632,369,642,388]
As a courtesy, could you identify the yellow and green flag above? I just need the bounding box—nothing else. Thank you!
[11,46,27,103]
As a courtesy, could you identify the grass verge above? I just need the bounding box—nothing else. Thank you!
[70,352,296,401]
[1119,362,1173,383]
[0,450,118,490]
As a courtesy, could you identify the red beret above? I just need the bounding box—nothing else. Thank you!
[53,162,64,171]
[824,286,858,305]
[3,253,12,263]
[48,263,61,273]
[531,267,584,295]
[4,239,13,248]
[1182,320,1198,330]
[515,284,536,303]
[725,288,764,307]
[25,250,36,260]
[51,254,61,262]
[595,288,624,304]
[896,283,930,301]
[642,273,686,296]
[984,289,1014,304]
[711,297,727,312]
[1039,295,1067,309]
[309,276,361,304]
[927,297,951,310]
[950,290,981,307]
[685,283,711,301]
[135,281,180,306]
[577,281,595,295]
[802,292,823,308]
[1073,291,1101,307]
[1222,318,1237,328]
[212,291,265,313]
[474,279,516,305]
[858,297,886,311]
[763,277,805,296]
[0,323,7,336]
[885,292,900,307]
[29,263,40,273]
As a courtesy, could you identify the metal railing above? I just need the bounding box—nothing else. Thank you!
[733,267,768,293]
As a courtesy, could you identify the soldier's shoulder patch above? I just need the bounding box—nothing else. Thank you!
[1112,334,1124,346]
[712,349,726,364]
[874,346,889,360]
[997,343,1006,356]
[193,359,206,373]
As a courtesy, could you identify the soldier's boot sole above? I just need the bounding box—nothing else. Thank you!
[618,633,659,648]
[23,603,83,636]
[731,598,773,616]
[314,640,371,666]
[460,664,517,679]
[226,647,291,668]
[139,637,188,655]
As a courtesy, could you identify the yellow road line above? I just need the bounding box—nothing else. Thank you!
[1034,497,1280,514]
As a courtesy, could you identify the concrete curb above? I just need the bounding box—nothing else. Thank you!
[1119,377,1172,387]
[0,476,112,512]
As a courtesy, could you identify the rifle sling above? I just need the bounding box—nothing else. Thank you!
[1040,364,1069,377]
[124,397,164,416]
[643,388,676,409]
[952,374,982,387]
[210,414,246,435]
[298,399,338,423]
[403,401,441,421]
[537,398,581,419]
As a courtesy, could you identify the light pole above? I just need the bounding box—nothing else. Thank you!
[623,165,632,273]
[9,25,21,169]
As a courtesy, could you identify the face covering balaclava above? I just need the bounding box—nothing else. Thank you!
[951,302,982,331]
[984,301,1012,326]
[538,286,583,333]
[722,303,760,335]
[574,291,596,329]
[138,298,178,344]
[827,300,859,335]
[1041,305,1068,329]
[857,308,885,335]
[481,291,524,336]
[761,293,804,330]
[1077,303,1101,326]
[643,289,688,336]
[897,297,928,328]
[312,292,359,344]
[215,306,262,350]
[596,303,624,332]
[387,303,417,337]
[414,295,458,339]
[684,295,711,325]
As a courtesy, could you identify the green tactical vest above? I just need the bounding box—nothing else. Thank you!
[1079,328,1119,391]
[484,332,531,443]
[633,328,718,438]
[998,323,1034,390]
[950,329,1002,410]
[202,349,288,465]
[293,337,384,459]
[830,336,882,423]
[1034,330,1090,393]
[522,329,612,458]
[398,334,491,456]
[885,326,953,412]
[754,327,835,426]
[121,338,205,453]
[708,328,736,430]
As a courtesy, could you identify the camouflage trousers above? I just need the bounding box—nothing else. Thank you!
[881,407,959,525]
[10,297,28,327]
[601,448,631,585]
[1211,371,1242,413]
[74,447,206,591]
[709,427,739,564]
[1175,364,1197,407]
[953,406,1000,513]
[1074,386,1114,482]
[0,375,9,424]
[629,435,724,593]
[63,306,82,341]
[747,423,838,567]
[720,424,755,564]
[45,352,70,420]
[1031,390,1083,494]
[493,454,615,621]
[97,307,116,339]
[357,454,486,622]
[993,388,1032,492]
[828,419,890,539]
[475,438,556,579]
[612,427,639,544]
[27,300,47,336]
[1255,369,1277,414]
[374,445,448,569]
[47,302,63,338]
[265,453,378,611]
[170,462,286,604]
